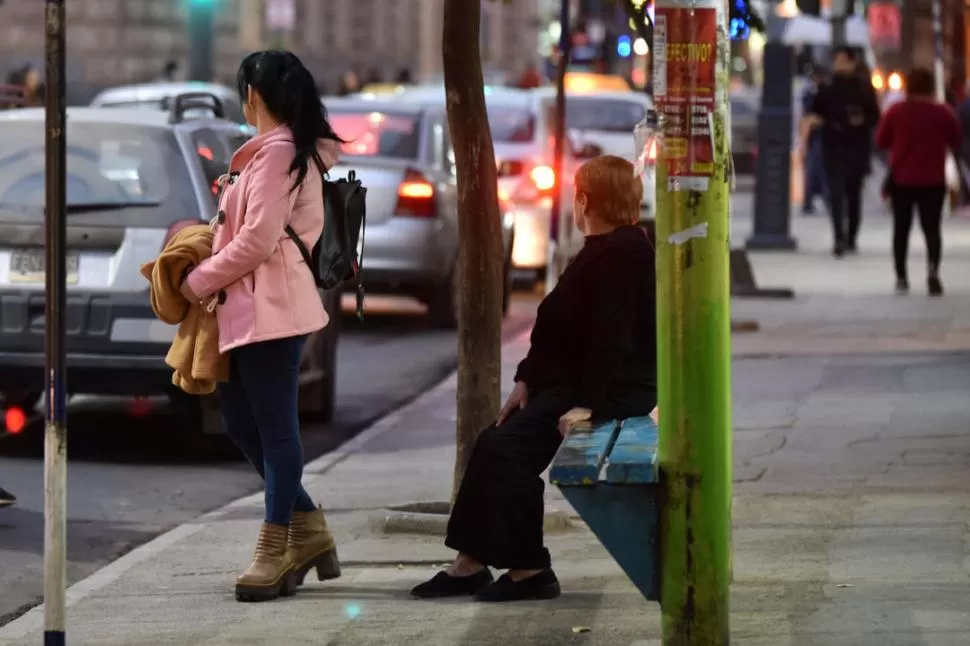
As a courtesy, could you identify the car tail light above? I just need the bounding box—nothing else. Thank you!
[497,160,526,178]
[396,169,437,218]
[163,219,205,247]
[530,165,556,192]
[5,406,25,434]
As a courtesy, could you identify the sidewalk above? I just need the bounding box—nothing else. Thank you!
[730,191,970,355]
[1,196,968,645]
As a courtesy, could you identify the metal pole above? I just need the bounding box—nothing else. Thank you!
[188,2,214,82]
[43,1,68,645]
[654,0,732,641]
[831,0,848,49]
[545,0,570,295]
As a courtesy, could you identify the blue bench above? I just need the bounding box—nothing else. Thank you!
[549,415,661,601]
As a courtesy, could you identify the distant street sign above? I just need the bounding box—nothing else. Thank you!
[265,0,296,31]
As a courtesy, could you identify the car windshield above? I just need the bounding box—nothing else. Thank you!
[329,110,422,159]
[0,121,197,223]
[487,106,536,143]
[544,98,648,134]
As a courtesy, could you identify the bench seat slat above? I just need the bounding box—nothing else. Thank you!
[549,420,622,486]
[604,416,659,484]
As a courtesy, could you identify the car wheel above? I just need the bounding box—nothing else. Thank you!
[168,390,236,459]
[298,287,340,424]
[427,266,459,330]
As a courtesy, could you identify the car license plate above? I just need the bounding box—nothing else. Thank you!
[9,249,79,284]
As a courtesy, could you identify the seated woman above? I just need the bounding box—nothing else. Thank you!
[412,154,657,603]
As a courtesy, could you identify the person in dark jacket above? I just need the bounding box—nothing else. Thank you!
[876,68,962,296]
[804,46,881,256]
[411,155,657,603]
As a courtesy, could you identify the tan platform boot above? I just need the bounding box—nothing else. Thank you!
[235,522,298,602]
[289,505,341,586]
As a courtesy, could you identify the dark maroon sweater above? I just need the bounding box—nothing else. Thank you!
[876,100,963,187]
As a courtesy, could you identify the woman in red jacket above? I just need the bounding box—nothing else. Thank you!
[876,68,962,296]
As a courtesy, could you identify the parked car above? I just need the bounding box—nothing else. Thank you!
[90,82,246,124]
[322,96,516,326]
[0,95,341,434]
[390,85,621,283]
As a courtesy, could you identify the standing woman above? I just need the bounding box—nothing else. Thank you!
[876,68,962,296]
[180,51,344,602]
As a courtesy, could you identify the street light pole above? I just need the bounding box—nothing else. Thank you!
[653,0,733,642]
[831,0,848,48]
[545,0,571,295]
[43,1,68,644]
[188,0,214,82]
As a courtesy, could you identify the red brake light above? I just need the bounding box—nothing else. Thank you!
[5,406,25,434]
[396,169,436,218]
[531,165,556,192]
[163,219,205,247]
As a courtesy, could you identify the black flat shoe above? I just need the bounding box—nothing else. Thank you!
[474,569,561,602]
[928,276,944,296]
[411,568,493,599]
[0,487,15,508]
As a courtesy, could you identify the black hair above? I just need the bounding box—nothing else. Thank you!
[833,46,857,62]
[236,50,345,191]
[906,68,935,98]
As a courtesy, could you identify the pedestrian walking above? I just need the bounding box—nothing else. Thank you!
[411,156,658,603]
[876,68,962,296]
[804,47,881,256]
[179,50,345,602]
[0,487,15,508]
[800,68,828,215]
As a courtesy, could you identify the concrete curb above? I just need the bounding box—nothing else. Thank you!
[369,503,575,537]
[0,327,534,640]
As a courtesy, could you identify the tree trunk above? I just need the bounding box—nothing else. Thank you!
[442,0,504,501]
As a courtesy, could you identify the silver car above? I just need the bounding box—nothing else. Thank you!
[0,99,341,430]
[90,81,246,124]
[392,86,653,281]
[322,96,516,328]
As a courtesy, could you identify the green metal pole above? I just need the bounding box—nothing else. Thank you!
[653,0,732,643]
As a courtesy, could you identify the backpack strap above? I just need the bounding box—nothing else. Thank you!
[285,225,314,269]
[285,156,329,278]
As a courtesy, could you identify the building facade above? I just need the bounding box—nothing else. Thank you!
[0,0,540,100]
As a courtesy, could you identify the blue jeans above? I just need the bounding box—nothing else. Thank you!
[219,335,316,526]
[804,137,828,210]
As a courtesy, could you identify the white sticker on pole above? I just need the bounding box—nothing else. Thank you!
[667,222,709,245]
[653,15,667,99]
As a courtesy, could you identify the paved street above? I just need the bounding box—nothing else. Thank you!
[0,295,538,625]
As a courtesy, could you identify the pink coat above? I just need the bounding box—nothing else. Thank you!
[185,126,340,354]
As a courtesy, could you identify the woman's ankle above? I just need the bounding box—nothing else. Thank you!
[446,554,485,577]
[506,569,544,582]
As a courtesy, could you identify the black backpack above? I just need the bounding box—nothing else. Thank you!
[285,170,367,319]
